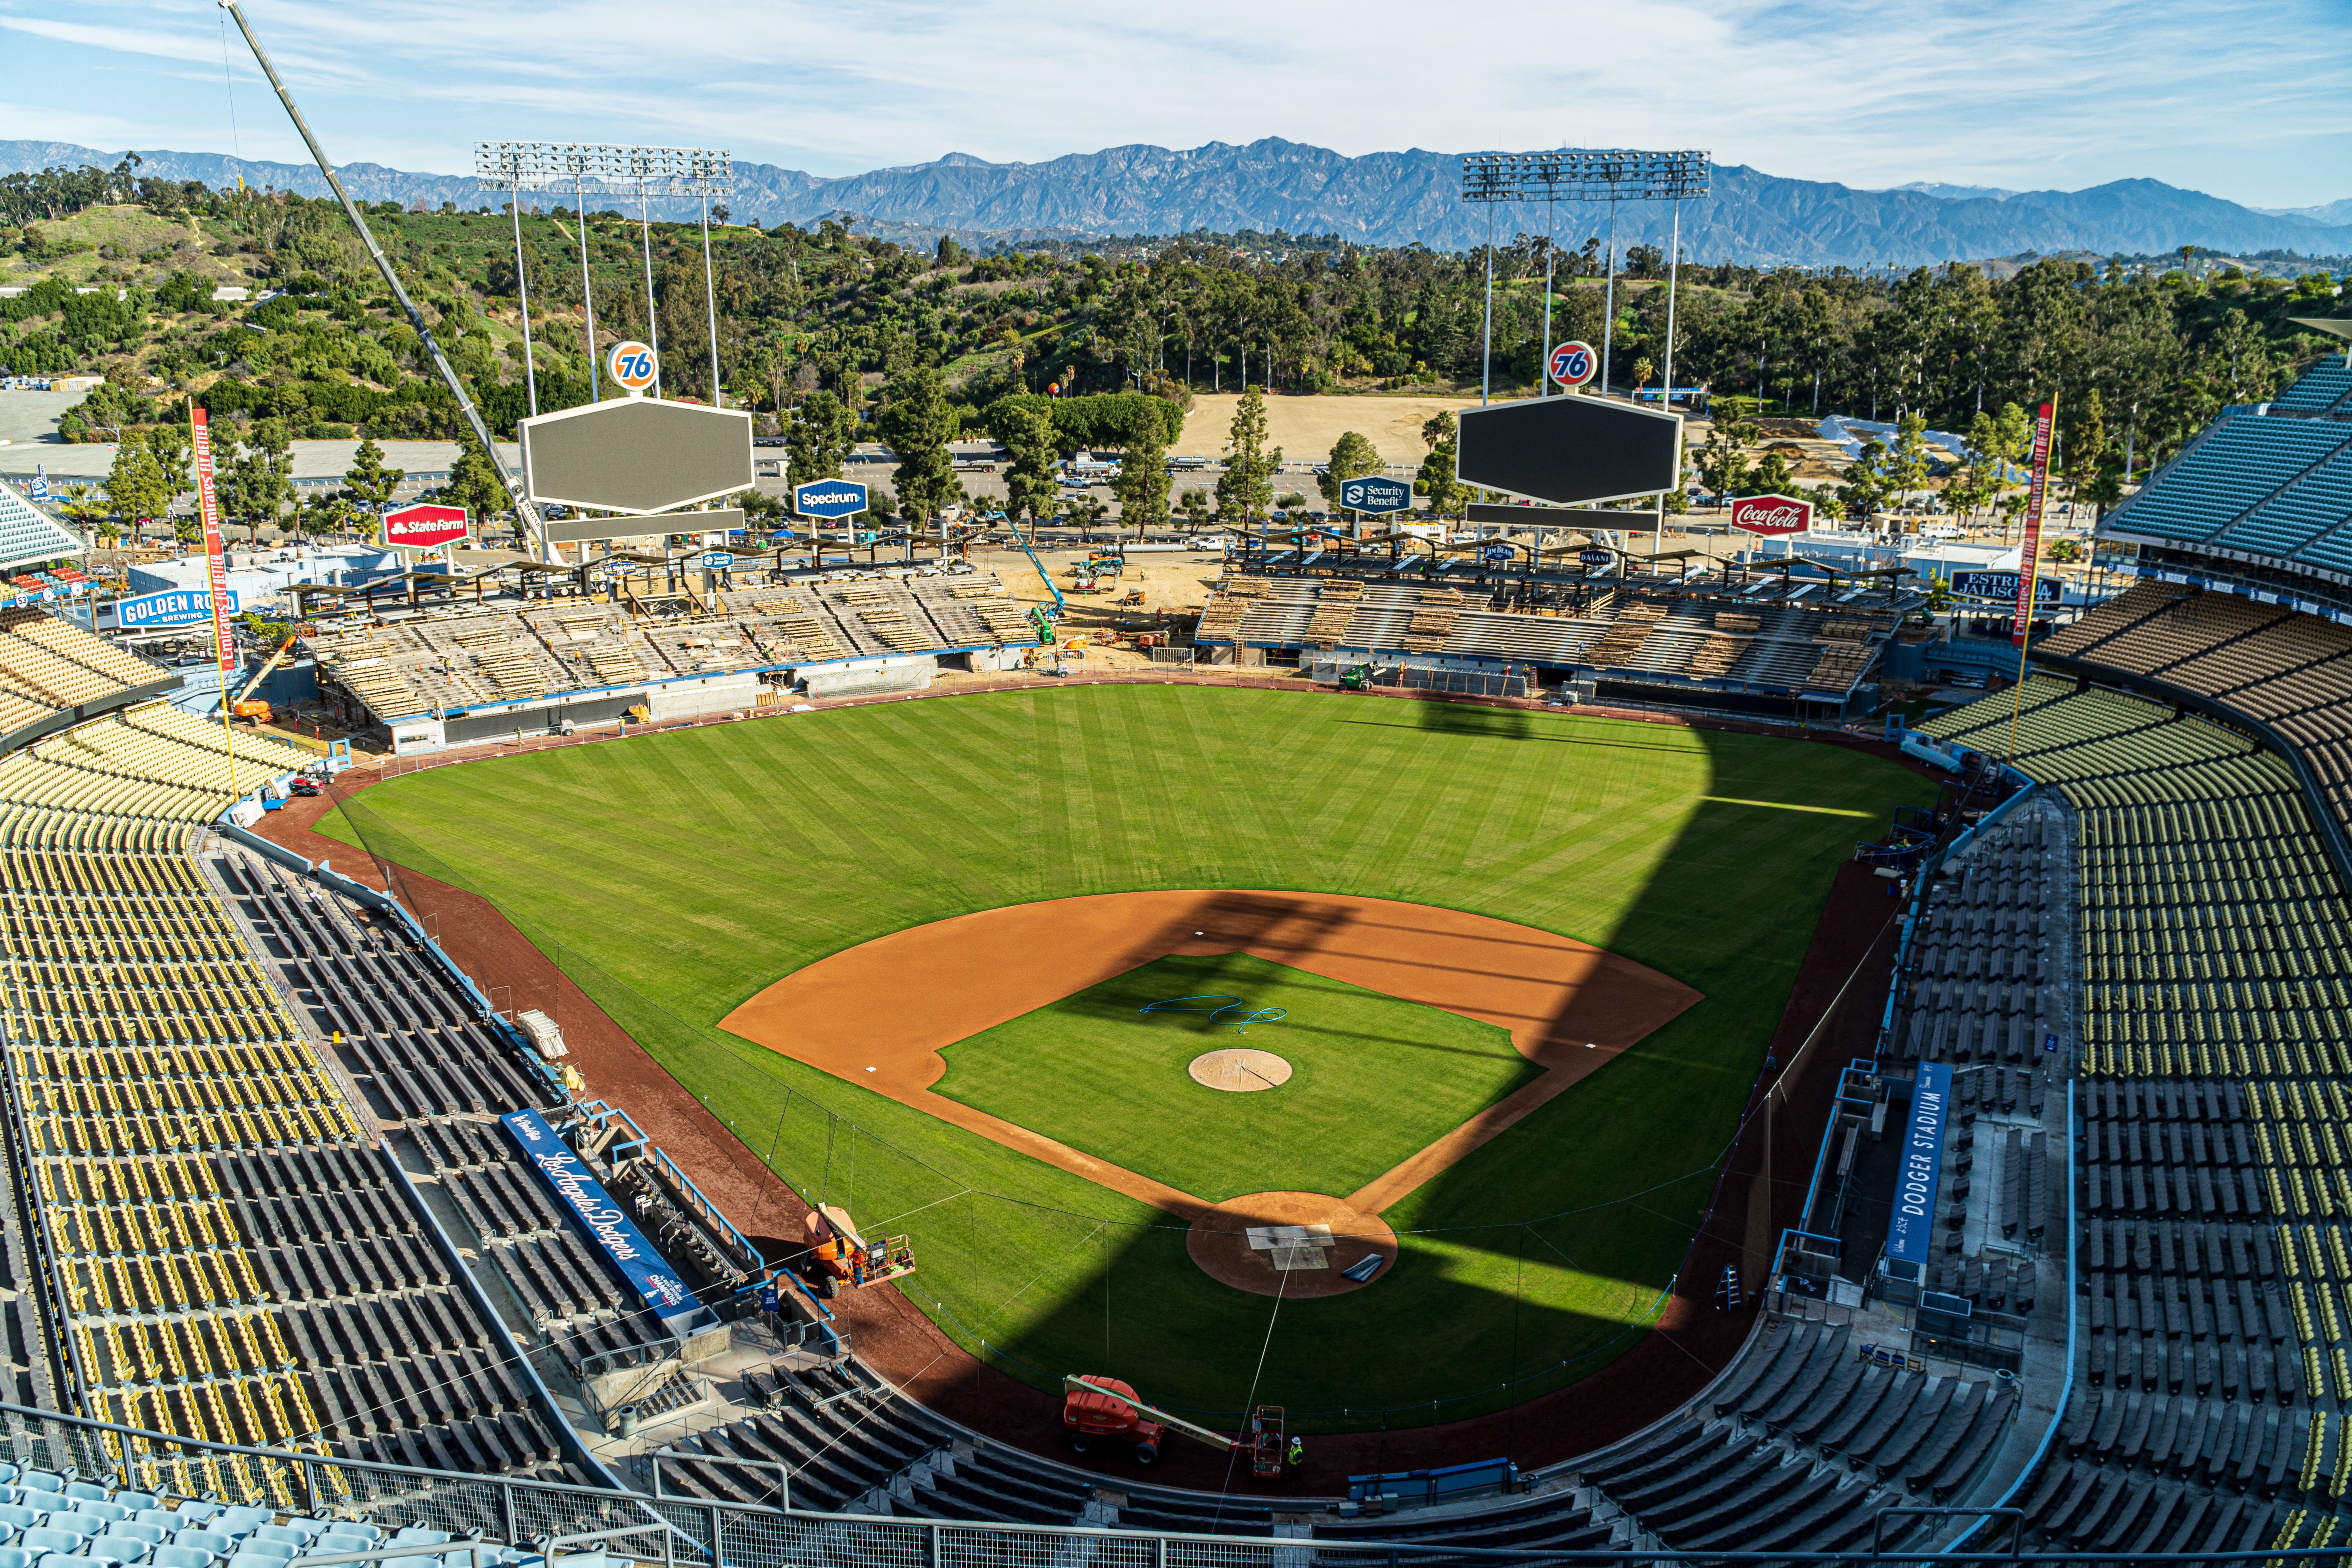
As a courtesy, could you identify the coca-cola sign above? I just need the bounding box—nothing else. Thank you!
[1730,493,1814,536]
[382,503,468,549]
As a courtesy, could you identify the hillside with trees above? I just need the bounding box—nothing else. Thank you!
[2,163,2346,526]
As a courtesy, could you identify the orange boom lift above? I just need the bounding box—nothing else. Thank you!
[1061,1375,1288,1477]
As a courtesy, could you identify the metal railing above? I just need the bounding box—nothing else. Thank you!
[9,1399,2352,1565]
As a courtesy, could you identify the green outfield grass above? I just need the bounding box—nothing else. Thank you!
[317,685,1929,1428]
[934,952,1538,1203]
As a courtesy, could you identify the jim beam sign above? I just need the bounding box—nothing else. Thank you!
[1729,493,1814,536]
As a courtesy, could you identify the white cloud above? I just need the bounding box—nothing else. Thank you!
[0,0,2346,206]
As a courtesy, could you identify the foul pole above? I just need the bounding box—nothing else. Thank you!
[191,407,236,801]
[2005,398,2058,762]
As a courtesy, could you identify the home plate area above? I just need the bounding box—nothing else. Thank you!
[1187,1190,1398,1299]
[1247,1223,1336,1270]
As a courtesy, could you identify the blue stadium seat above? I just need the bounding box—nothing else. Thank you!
[150,1550,215,1568]
[2269,356,2352,412]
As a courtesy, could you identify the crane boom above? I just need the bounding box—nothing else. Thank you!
[231,633,299,709]
[1061,1376,1234,1454]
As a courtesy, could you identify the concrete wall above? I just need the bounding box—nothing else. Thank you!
[647,672,766,721]
[799,656,935,699]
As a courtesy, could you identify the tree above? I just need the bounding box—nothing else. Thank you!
[877,368,956,526]
[1415,408,1468,520]
[998,400,1060,536]
[1882,412,1934,525]
[1835,439,1896,525]
[786,389,855,489]
[1749,450,1797,495]
[2066,388,2109,508]
[226,417,294,542]
[56,482,111,544]
[343,436,404,510]
[1111,405,1171,537]
[1213,385,1279,526]
[1964,403,2032,539]
[1316,430,1381,511]
[443,428,506,530]
[103,436,172,540]
[299,490,361,541]
[1177,488,1212,533]
[1693,429,1751,505]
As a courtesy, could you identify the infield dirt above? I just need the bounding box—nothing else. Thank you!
[720,889,1700,1220]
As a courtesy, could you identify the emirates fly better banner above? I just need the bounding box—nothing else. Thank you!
[190,408,236,676]
[2011,401,2055,646]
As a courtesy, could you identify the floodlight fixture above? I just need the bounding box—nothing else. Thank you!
[1458,147,1711,421]
[473,142,735,197]
[1458,149,1711,203]
[475,142,738,410]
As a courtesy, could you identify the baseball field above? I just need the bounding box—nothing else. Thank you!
[316,684,1929,1428]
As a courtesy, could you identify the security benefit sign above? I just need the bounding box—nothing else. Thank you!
[499,1108,697,1320]
[1885,1062,1951,1269]
[1949,571,2061,607]
[1338,475,1414,514]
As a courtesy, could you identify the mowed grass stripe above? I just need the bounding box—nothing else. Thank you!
[317,687,1927,1426]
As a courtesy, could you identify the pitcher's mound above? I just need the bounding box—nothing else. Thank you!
[1187,1191,1397,1298]
[1188,1049,1292,1092]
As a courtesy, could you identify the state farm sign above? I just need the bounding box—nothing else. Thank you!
[1730,493,1814,536]
[382,503,468,549]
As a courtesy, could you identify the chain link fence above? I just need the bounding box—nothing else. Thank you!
[7,1399,2343,1567]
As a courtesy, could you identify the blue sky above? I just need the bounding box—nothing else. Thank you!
[1,0,2347,207]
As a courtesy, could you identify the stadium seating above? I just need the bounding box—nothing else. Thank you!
[2101,356,2352,574]
[303,574,1039,729]
[212,856,683,1408]
[0,609,168,733]
[1192,575,1898,693]
[2029,579,2352,851]
[0,693,591,1482]
[1917,682,2352,1545]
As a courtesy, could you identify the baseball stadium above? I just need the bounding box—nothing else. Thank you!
[4,54,2352,1563]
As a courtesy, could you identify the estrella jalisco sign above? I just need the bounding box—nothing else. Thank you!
[1949,571,2061,606]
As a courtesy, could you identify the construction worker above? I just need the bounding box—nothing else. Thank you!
[1286,1434,1304,1470]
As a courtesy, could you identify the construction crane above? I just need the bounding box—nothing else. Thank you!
[1062,1374,1288,1477]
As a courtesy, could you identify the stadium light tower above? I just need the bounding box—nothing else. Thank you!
[1459,150,1710,410]
[474,143,737,408]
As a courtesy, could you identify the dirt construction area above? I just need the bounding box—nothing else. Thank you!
[1175,392,1477,463]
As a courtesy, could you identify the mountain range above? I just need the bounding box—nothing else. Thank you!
[7,137,2350,269]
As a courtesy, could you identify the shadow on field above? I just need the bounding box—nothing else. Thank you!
[312,696,1923,1477]
[973,720,1920,1473]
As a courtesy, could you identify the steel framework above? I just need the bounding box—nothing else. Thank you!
[474,143,737,412]
[1459,149,1711,420]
